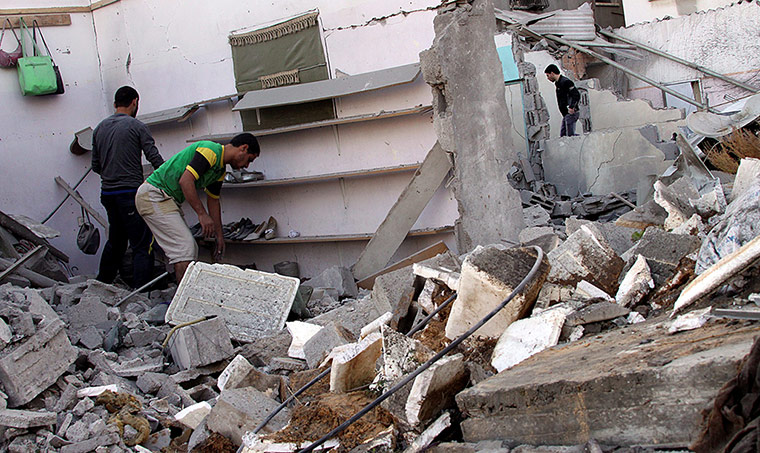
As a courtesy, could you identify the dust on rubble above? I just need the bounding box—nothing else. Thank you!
[263,391,394,451]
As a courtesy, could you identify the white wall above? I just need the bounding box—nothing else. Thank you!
[623,0,740,26]
[1,0,455,279]
[615,1,760,110]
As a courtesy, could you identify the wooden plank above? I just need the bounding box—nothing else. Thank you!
[223,163,421,188]
[0,0,120,15]
[54,177,108,229]
[190,105,433,142]
[352,142,453,281]
[0,246,46,284]
[0,210,69,263]
[357,240,449,290]
[4,15,71,28]
[0,256,57,288]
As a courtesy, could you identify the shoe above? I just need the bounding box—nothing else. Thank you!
[244,218,269,241]
[231,218,255,240]
[264,216,277,240]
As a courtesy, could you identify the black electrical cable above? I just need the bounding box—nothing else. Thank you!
[297,245,545,453]
[406,291,458,337]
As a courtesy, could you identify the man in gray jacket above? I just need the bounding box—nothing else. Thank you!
[92,86,164,288]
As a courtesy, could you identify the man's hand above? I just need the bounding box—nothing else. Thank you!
[199,212,215,238]
[214,236,225,262]
[568,107,576,114]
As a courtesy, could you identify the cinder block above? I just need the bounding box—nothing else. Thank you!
[206,387,289,444]
[168,317,234,370]
[303,322,354,369]
[406,354,468,426]
[308,266,358,298]
[329,332,383,393]
[0,318,77,407]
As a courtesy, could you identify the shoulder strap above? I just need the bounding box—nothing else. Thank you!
[80,205,91,224]
[32,20,54,62]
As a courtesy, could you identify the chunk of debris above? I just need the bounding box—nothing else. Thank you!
[523,205,552,228]
[206,387,290,444]
[286,321,323,360]
[564,301,630,328]
[406,354,467,426]
[167,316,234,370]
[166,262,299,342]
[307,265,358,299]
[413,263,460,292]
[0,408,56,428]
[669,307,713,333]
[621,226,701,286]
[615,254,655,308]
[446,245,549,339]
[615,199,667,230]
[566,217,636,257]
[360,312,393,339]
[731,157,760,202]
[653,177,699,231]
[329,331,383,393]
[546,224,623,295]
[404,412,452,453]
[174,401,212,430]
[574,280,615,303]
[491,304,574,372]
[303,322,354,369]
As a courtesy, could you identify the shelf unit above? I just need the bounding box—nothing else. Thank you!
[200,226,453,245]
[223,163,421,188]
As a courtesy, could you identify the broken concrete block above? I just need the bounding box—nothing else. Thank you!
[110,356,164,377]
[78,325,103,350]
[0,317,76,407]
[175,401,211,430]
[615,255,655,308]
[654,177,699,231]
[519,226,555,244]
[671,213,706,237]
[329,331,383,393]
[206,387,290,444]
[309,296,387,340]
[406,354,467,426]
[308,266,358,299]
[286,321,323,360]
[573,280,614,303]
[269,357,307,374]
[523,205,551,228]
[564,302,630,327]
[67,295,108,331]
[218,356,283,398]
[446,245,549,340]
[360,312,393,339]
[125,326,165,348]
[168,317,234,370]
[669,307,713,333]
[690,179,726,218]
[413,263,460,292]
[566,217,636,257]
[373,266,415,329]
[218,355,255,392]
[136,372,168,395]
[491,304,573,373]
[534,283,574,310]
[621,227,700,285]
[417,280,441,316]
[303,322,354,369]
[731,157,760,202]
[522,233,561,255]
[0,408,56,428]
[166,262,299,342]
[615,199,667,230]
[546,224,623,296]
[404,412,452,453]
[380,327,435,385]
[76,385,121,398]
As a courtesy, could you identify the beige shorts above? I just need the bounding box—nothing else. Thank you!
[135,183,198,264]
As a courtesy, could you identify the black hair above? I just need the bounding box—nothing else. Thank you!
[544,64,560,75]
[230,133,260,156]
[114,86,139,108]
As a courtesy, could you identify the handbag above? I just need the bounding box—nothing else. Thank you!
[16,18,58,96]
[77,206,100,255]
[0,19,22,67]
[32,20,64,95]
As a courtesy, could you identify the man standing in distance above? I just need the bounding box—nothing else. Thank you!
[545,64,581,137]
[135,134,259,283]
[92,86,164,288]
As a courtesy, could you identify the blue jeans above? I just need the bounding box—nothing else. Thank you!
[97,190,154,288]
[560,112,579,137]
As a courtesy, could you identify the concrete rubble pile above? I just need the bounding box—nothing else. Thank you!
[0,154,757,453]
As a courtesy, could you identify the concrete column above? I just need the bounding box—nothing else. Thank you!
[420,0,524,253]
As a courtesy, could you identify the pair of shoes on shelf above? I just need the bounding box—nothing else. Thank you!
[227,218,256,241]
[243,216,276,241]
[189,223,203,239]
[225,170,265,183]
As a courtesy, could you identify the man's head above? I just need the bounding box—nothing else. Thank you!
[544,64,561,83]
[226,133,260,170]
[114,86,139,117]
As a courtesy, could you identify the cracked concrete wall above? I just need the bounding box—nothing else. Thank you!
[420,0,524,253]
[614,1,760,109]
[623,0,740,26]
[542,127,674,197]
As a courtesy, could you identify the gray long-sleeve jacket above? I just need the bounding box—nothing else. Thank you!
[91,113,164,191]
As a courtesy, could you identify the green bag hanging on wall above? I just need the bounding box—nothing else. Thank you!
[16,18,57,96]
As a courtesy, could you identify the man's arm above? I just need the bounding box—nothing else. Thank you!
[179,170,215,237]
[138,123,164,170]
[206,196,225,261]
[566,80,581,112]
[91,132,101,174]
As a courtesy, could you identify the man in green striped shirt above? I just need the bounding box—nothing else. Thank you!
[136,133,259,283]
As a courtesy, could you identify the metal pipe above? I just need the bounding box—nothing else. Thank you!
[115,271,170,307]
[42,167,92,224]
[537,31,719,113]
[298,246,545,453]
[598,29,760,94]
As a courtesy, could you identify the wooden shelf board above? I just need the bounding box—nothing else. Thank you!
[189,105,433,142]
[200,226,453,245]
[223,163,421,188]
